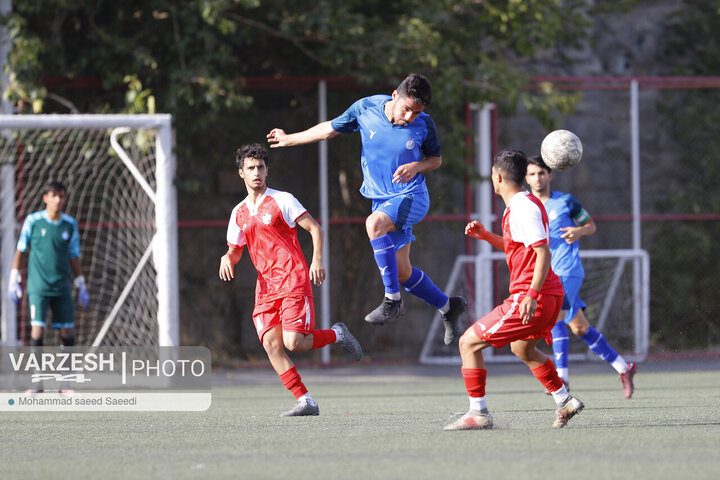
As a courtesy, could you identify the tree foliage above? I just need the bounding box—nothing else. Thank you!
[3,0,597,179]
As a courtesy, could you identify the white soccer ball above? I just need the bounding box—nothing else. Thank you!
[540,129,583,171]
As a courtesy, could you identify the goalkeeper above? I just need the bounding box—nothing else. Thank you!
[7,180,89,347]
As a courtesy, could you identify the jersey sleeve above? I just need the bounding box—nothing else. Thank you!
[509,198,548,248]
[563,193,591,226]
[225,204,246,248]
[66,215,81,258]
[274,192,308,227]
[330,97,373,133]
[419,114,442,158]
[15,215,33,252]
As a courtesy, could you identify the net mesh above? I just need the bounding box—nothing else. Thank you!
[2,127,159,345]
[420,251,646,363]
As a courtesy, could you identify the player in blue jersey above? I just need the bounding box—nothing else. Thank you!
[267,73,466,344]
[526,156,637,398]
[8,180,89,349]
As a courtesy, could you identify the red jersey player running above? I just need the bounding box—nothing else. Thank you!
[219,143,363,417]
[444,150,585,430]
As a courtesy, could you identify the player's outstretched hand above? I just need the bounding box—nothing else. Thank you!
[266,128,288,148]
[74,275,89,311]
[465,220,488,240]
[308,259,326,286]
[8,269,22,305]
[219,254,235,281]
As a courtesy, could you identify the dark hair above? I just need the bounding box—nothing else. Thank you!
[528,154,552,173]
[234,143,269,169]
[397,73,432,106]
[493,150,528,185]
[43,180,66,194]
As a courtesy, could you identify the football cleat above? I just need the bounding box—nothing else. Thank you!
[333,322,363,361]
[441,296,467,345]
[364,298,405,325]
[280,398,319,417]
[620,362,637,399]
[444,409,493,431]
[552,396,585,428]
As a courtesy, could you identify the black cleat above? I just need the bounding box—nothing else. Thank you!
[441,296,467,345]
[364,298,405,325]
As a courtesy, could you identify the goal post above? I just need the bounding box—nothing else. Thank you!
[420,249,650,365]
[0,114,178,347]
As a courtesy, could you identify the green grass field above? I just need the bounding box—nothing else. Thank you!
[2,359,719,479]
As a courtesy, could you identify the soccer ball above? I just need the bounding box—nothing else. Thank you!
[540,130,583,171]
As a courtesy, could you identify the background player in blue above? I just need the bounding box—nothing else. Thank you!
[526,156,637,398]
[267,73,466,344]
[8,180,89,348]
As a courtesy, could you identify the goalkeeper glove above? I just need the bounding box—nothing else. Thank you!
[74,275,89,311]
[8,269,22,305]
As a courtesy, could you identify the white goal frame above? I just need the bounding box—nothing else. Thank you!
[419,249,650,365]
[0,114,178,346]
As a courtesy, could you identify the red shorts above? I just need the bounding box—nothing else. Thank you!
[472,292,563,348]
[252,295,315,342]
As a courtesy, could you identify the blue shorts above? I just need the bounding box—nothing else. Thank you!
[559,274,586,324]
[371,191,429,250]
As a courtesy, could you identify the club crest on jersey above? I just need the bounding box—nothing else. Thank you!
[262,214,272,225]
[548,210,558,221]
[41,229,47,237]
[405,138,415,150]
[62,231,70,241]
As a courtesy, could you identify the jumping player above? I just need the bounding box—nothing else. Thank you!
[526,155,637,398]
[219,143,363,417]
[8,180,89,349]
[444,150,584,430]
[267,73,466,345]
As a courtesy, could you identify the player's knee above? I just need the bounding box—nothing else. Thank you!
[365,213,390,239]
[283,337,304,352]
[30,337,44,347]
[458,332,478,355]
[509,343,530,362]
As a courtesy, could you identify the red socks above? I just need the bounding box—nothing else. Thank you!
[279,366,308,399]
[461,367,487,398]
[531,358,564,393]
[311,329,337,350]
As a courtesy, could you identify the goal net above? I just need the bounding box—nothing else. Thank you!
[420,249,650,364]
[0,115,178,347]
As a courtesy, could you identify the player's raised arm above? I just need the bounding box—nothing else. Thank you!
[219,246,243,281]
[267,121,341,148]
[465,220,504,251]
[296,213,326,286]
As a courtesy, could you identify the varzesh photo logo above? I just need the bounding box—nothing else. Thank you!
[0,346,211,411]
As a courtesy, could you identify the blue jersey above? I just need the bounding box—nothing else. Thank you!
[330,94,442,200]
[543,191,591,277]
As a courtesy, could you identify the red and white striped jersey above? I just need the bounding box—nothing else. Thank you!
[502,192,564,296]
[226,188,312,303]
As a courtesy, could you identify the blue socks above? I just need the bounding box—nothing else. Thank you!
[370,235,400,295]
[370,235,448,308]
[551,321,569,370]
[581,326,619,364]
[401,266,448,309]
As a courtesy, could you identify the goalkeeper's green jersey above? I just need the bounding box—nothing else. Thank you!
[16,210,80,296]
